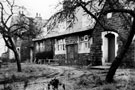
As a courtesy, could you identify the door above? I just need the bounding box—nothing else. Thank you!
[105,34,115,62]
[66,44,78,65]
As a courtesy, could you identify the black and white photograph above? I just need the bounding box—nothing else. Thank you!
[0,0,135,90]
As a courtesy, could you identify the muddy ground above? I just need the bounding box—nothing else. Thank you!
[0,63,135,90]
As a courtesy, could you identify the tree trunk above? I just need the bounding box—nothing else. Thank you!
[13,48,22,72]
[9,37,22,72]
[106,20,135,83]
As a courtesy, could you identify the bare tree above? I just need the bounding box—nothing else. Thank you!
[102,0,135,83]
[46,0,135,83]
[0,0,31,72]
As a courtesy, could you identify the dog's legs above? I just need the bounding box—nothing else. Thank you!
[47,84,50,90]
[63,84,65,90]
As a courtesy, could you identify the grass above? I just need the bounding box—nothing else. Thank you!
[0,63,135,90]
[0,63,59,84]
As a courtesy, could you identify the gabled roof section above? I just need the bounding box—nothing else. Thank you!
[33,0,106,41]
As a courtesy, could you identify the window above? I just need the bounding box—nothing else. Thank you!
[58,45,60,51]
[36,42,39,52]
[55,39,66,54]
[85,42,88,48]
[63,44,65,50]
[39,42,44,52]
[78,35,92,53]
[107,13,112,19]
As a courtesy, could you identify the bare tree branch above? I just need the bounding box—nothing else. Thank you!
[10,26,27,35]
[0,2,9,30]
[79,2,106,29]
[5,1,14,24]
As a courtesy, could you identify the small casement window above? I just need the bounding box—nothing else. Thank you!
[36,42,39,52]
[55,39,66,54]
[107,13,112,19]
[62,44,66,50]
[78,35,92,53]
[85,42,88,48]
[57,45,60,51]
[39,42,44,52]
[39,42,42,51]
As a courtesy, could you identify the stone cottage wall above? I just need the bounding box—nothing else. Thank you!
[33,13,135,67]
[88,12,134,66]
[54,33,92,65]
[122,42,135,68]
[104,13,135,67]
[77,53,91,65]
[90,25,103,65]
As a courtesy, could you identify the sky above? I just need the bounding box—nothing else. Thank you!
[0,0,61,56]
[16,0,61,19]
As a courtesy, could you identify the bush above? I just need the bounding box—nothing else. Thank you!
[77,74,103,87]
[1,58,8,63]
[77,76,91,86]
[9,59,16,63]
[2,85,12,90]
[36,51,54,59]
[125,79,135,90]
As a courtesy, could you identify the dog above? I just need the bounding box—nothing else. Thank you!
[47,78,65,90]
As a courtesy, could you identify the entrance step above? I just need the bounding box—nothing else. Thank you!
[90,65,110,70]
[104,63,112,66]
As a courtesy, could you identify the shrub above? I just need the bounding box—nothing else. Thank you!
[2,85,12,90]
[36,51,54,59]
[92,74,103,85]
[77,76,91,86]
[77,74,103,87]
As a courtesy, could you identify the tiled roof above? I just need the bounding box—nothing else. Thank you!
[33,25,94,41]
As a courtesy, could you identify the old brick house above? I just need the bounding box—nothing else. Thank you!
[32,1,135,66]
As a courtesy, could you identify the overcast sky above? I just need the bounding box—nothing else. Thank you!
[16,0,61,19]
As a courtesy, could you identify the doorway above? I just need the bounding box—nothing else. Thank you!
[102,31,118,65]
[66,44,78,65]
[105,33,115,63]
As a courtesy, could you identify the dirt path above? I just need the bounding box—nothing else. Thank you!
[0,63,135,90]
[25,65,85,90]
